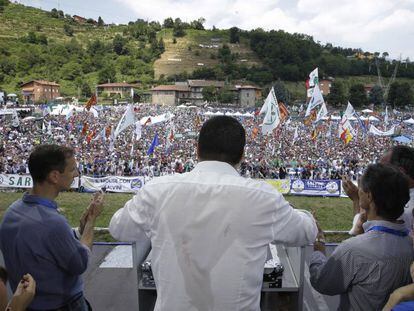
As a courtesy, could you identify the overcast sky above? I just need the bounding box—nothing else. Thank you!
[16,0,414,59]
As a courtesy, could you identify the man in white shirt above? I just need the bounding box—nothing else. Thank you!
[109,116,317,311]
[345,145,414,234]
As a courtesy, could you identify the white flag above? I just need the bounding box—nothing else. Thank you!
[89,107,99,118]
[12,110,20,127]
[309,68,319,87]
[259,87,276,115]
[47,121,52,135]
[305,84,324,117]
[166,123,175,151]
[315,102,328,122]
[344,102,355,118]
[65,108,74,121]
[135,121,142,141]
[261,88,280,135]
[114,105,136,139]
[43,106,51,117]
[293,127,299,144]
[384,106,389,125]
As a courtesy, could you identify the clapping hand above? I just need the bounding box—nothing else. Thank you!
[9,274,36,311]
[342,176,359,202]
[79,191,104,233]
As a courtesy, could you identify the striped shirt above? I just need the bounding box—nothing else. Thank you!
[310,220,414,311]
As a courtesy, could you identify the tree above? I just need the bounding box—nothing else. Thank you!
[98,64,116,84]
[0,0,9,12]
[217,87,235,103]
[327,81,346,106]
[202,85,217,103]
[229,27,240,43]
[368,85,384,106]
[173,21,186,37]
[348,83,368,107]
[190,17,205,30]
[388,82,414,108]
[273,80,291,104]
[26,31,37,44]
[98,16,104,27]
[112,34,126,55]
[63,24,73,36]
[163,17,174,28]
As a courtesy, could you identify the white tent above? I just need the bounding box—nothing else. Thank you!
[214,111,224,115]
[330,115,341,120]
[177,104,187,108]
[243,112,254,117]
[403,117,414,125]
[368,116,379,121]
[203,111,214,115]
[362,109,373,113]
[348,116,357,121]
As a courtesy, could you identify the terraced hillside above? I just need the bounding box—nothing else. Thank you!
[154,29,262,79]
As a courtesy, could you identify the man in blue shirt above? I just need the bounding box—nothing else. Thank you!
[0,144,104,310]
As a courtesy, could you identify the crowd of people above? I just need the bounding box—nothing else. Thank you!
[1,118,414,310]
[1,103,413,181]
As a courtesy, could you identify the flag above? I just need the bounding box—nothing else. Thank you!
[251,127,259,140]
[261,87,280,135]
[43,105,51,117]
[304,109,317,126]
[85,94,97,111]
[344,101,355,118]
[279,102,289,122]
[339,114,355,144]
[166,123,175,151]
[315,102,328,123]
[354,110,368,135]
[305,84,324,117]
[93,128,105,142]
[12,110,20,127]
[311,128,318,141]
[293,127,299,144]
[135,122,142,141]
[47,121,52,135]
[340,128,353,144]
[81,122,88,136]
[86,129,96,144]
[259,87,276,115]
[147,133,159,155]
[384,106,389,125]
[308,68,319,87]
[114,105,135,139]
[89,107,99,118]
[66,108,74,121]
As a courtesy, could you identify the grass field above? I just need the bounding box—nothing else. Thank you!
[0,191,354,242]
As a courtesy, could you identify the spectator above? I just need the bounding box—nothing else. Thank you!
[310,163,414,311]
[346,145,414,234]
[0,145,104,310]
[6,274,36,311]
[109,116,317,310]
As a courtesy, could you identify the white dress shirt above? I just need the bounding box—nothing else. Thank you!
[109,161,317,311]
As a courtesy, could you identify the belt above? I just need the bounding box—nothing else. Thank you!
[28,293,90,311]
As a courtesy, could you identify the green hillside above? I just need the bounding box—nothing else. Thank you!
[0,1,413,105]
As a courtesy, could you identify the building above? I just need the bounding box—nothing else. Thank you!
[151,80,261,107]
[151,85,190,106]
[73,15,97,25]
[319,79,333,95]
[235,85,262,107]
[187,80,225,105]
[97,82,141,99]
[21,80,60,104]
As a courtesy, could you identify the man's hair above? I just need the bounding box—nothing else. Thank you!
[360,163,409,220]
[198,116,246,165]
[390,145,414,180]
[28,144,74,183]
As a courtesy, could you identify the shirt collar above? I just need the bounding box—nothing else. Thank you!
[363,220,407,233]
[22,192,58,210]
[192,161,240,177]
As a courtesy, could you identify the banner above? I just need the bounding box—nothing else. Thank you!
[369,124,395,136]
[80,176,145,193]
[289,179,341,197]
[0,174,79,189]
[265,179,290,194]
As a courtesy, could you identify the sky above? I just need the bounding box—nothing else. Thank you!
[16,0,414,60]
